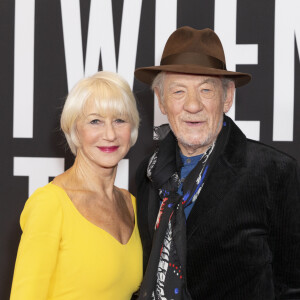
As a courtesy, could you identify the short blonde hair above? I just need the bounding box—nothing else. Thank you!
[61,71,140,155]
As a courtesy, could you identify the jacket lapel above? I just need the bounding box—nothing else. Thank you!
[186,118,248,240]
[148,185,160,239]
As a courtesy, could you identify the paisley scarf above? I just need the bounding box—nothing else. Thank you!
[138,117,230,300]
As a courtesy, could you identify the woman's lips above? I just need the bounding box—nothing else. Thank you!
[98,146,119,153]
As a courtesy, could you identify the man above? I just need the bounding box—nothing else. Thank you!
[134,27,300,299]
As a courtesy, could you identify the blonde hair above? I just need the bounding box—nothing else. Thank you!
[61,71,140,155]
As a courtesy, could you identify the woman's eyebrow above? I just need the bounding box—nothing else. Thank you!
[86,112,102,116]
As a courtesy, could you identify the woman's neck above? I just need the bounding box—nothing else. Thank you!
[64,153,118,199]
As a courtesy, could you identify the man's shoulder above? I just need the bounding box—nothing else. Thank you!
[227,118,296,163]
[246,138,295,159]
[244,138,298,170]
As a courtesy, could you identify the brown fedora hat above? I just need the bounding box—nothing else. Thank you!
[135,26,251,87]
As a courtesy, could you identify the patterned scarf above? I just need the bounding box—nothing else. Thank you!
[138,117,230,300]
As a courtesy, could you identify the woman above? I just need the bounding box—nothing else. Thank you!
[10,71,142,300]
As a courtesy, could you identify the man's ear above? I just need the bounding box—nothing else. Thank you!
[223,81,235,113]
[154,88,167,115]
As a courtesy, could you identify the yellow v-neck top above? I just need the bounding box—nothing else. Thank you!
[10,182,143,300]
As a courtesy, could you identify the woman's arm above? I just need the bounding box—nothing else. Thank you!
[10,186,63,300]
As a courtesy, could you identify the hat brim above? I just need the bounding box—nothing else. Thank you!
[135,64,251,88]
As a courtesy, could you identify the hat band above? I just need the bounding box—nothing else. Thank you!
[161,52,226,70]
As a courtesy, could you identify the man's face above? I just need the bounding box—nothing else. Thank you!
[156,73,234,156]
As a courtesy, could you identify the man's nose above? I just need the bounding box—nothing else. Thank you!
[183,90,203,113]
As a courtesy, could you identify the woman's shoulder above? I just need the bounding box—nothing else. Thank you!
[22,183,65,218]
[20,183,65,231]
[27,182,66,205]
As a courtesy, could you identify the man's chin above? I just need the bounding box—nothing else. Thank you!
[177,133,215,152]
[178,138,206,150]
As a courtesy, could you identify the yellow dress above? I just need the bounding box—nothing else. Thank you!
[10,182,143,300]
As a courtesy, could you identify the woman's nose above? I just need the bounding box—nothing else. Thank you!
[103,123,117,141]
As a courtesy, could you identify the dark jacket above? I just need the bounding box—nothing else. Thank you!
[136,119,300,299]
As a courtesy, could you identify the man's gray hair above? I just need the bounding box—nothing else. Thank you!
[151,72,166,102]
[221,77,234,101]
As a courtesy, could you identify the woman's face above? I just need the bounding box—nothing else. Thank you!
[76,102,132,170]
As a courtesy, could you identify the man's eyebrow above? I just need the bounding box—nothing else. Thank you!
[168,82,187,88]
[168,78,217,88]
[200,78,218,85]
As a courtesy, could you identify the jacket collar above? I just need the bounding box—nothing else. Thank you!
[186,117,248,239]
[146,116,248,240]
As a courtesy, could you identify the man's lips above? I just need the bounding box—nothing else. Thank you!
[97,146,119,153]
[184,120,205,126]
